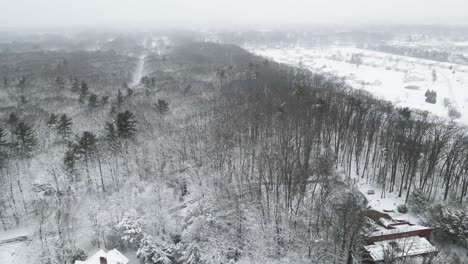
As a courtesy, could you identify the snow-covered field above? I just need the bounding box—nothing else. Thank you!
[248,46,468,125]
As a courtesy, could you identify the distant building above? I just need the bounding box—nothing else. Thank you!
[75,249,129,264]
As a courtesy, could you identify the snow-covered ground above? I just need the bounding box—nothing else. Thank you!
[247,45,468,126]
[0,226,34,264]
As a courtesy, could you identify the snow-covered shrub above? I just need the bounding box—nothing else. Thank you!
[427,204,468,247]
[136,234,177,264]
[179,243,202,264]
[114,211,144,249]
[397,204,408,214]
[408,188,430,215]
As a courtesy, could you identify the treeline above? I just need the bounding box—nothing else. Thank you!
[218,53,468,203]
[184,42,468,261]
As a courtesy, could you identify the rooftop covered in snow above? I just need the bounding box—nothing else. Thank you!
[74,249,129,264]
[364,236,437,262]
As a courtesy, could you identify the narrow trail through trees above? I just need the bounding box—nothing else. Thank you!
[131,54,146,87]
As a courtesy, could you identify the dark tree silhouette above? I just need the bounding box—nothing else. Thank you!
[13,122,36,157]
[47,113,59,127]
[115,111,137,140]
[57,114,73,140]
[156,99,169,115]
[88,93,99,108]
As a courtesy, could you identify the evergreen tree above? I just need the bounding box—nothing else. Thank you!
[47,113,59,127]
[0,128,7,149]
[115,111,137,140]
[79,81,89,103]
[80,81,89,95]
[156,99,169,115]
[17,94,29,106]
[57,114,73,140]
[0,128,8,168]
[100,96,109,105]
[55,76,65,89]
[105,122,120,152]
[78,131,97,159]
[7,113,19,130]
[18,76,26,90]
[13,122,36,157]
[64,142,80,173]
[116,90,124,108]
[71,78,80,92]
[126,88,134,97]
[88,93,99,108]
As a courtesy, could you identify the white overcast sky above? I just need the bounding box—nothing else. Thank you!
[1,0,467,28]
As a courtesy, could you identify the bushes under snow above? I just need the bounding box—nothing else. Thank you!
[427,204,468,247]
[397,204,408,214]
[408,188,430,215]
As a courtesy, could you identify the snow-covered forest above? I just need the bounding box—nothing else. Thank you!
[1,27,468,264]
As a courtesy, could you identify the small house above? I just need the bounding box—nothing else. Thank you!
[363,236,437,263]
[75,249,129,264]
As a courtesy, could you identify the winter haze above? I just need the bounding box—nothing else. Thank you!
[1,0,468,28]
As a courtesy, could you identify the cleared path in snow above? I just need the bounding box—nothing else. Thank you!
[130,54,146,87]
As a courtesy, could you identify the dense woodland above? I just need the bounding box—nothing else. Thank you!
[0,34,467,264]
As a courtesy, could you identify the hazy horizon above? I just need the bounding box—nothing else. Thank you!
[1,0,468,29]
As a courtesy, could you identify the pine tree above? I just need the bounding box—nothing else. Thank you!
[104,122,119,152]
[116,90,124,108]
[17,94,29,106]
[0,128,7,149]
[13,122,36,157]
[156,99,169,115]
[18,76,26,90]
[47,113,59,127]
[126,88,134,97]
[79,81,89,103]
[55,76,65,89]
[77,131,98,186]
[57,114,73,140]
[0,128,8,168]
[100,96,109,105]
[71,78,80,92]
[64,142,80,173]
[115,111,137,140]
[80,81,89,95]
[78,131,97,158]
[88,93,99,108]
[7,113,19,130]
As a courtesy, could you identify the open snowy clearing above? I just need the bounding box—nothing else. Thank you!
[247,45,468,126]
